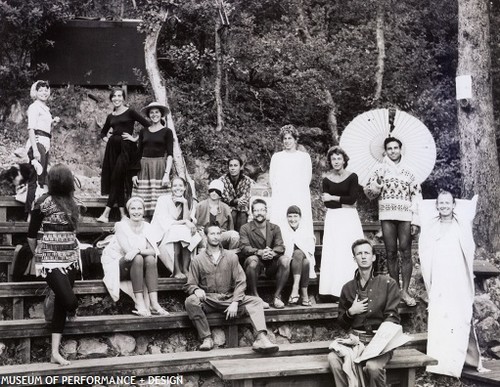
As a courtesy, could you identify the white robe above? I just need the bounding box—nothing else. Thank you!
[151,194,201,273]
[418,196,482,377]
[101,221,161,303]
[269,150,314,238]
[281,222,317,279]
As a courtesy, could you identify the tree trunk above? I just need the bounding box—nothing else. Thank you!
[214,16,224,131]
[297,0,311,43]
[373,2,385,104]
[144,8,192,187]
[324,89,338,145]
[457,0,500,255]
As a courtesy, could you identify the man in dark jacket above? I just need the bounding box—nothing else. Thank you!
[239,198,291,309]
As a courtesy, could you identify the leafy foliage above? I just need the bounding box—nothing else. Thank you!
[0,0,492,206]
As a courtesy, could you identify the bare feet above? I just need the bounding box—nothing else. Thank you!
[51,353,70,366]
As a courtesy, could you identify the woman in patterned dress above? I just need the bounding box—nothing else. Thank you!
[27,164,80,365]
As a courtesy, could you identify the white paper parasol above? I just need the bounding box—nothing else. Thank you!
[339,109,436,186]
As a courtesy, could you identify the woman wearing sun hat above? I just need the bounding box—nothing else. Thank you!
[131,102,174,218]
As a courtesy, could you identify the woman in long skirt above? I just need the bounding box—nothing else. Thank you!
[319,146,364,297]
[97,88,150,222]
[131,102,173,218]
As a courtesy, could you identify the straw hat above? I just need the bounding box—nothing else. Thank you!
[141,102,170,117]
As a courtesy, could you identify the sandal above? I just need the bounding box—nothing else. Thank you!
[288,295,300,306]
[150,307,170,316]
[301,299,312,307]
[132,309,151,317]
[272,297,285,309]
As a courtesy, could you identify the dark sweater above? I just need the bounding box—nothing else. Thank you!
[322,173,359,209]
[100,109,150,138]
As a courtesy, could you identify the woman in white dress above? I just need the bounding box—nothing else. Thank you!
[419,191,487,377]
[269,125,314,239]
[152,176,200,279]
[319,146,363,297]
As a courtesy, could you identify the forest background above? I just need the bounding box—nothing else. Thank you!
[1,2,500,384]
[1,0,500,219]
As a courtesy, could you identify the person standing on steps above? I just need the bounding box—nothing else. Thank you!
[319,146,364,298]
[364,137,422,307]
[28,164,81,365]
[25,80,60,217]
[97,88,150,223]
[131,102,174,220]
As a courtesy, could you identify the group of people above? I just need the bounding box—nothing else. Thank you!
[23,81,487,383]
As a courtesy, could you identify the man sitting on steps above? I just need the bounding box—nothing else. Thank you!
[239,198,291,309]
[328,238,401,387]
[184,223,279,353]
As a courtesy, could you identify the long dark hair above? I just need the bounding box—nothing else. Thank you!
[171,176,194,210]
[48,164,79,228]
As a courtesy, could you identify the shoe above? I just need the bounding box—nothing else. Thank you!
[288,295,300,306]
[199,337,214,351]
[272,297,285,309]
[96,215,109,223]
[252,335,279,354]
[150,307,169,316]
[262,301,270,309]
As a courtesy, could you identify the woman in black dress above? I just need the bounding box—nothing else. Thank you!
[97,88,150,222]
